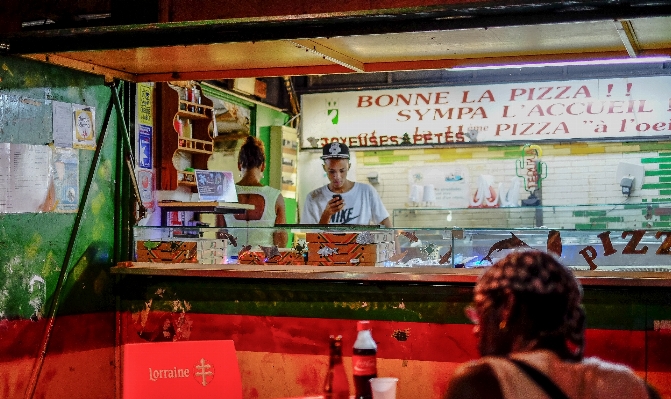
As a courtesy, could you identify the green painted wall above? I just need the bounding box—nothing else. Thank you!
[0,55,121,398]
[0,55,120,318]
[257,107,295,229]
[118,275,669,331]
[257,105,290,187]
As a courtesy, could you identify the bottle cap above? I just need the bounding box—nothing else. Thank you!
[357,320,371,331]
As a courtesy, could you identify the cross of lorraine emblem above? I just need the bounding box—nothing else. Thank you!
[193,358,215,386]
[329,143,342,156]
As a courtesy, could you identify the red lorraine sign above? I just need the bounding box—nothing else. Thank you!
[123,340,242,399]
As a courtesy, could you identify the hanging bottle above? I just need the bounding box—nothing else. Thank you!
[194,84,202,114]
[353,321,377,399]
[186,84,195,112]
[324,335,350,399]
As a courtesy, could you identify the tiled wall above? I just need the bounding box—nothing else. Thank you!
[352,141,671,229]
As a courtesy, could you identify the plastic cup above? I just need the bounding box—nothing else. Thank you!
[370,377,398,399]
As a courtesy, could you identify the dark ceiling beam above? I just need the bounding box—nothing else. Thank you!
[2,1,671,55]
[134,64,354,82]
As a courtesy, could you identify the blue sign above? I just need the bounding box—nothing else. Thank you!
[138,125,152,169]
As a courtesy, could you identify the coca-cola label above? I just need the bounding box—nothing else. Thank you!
[352,355,377,375]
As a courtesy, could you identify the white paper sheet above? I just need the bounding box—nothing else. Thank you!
[0,143,54,213]
[53,147,79,213]
[52,101,73,148]
[0,143,10,212]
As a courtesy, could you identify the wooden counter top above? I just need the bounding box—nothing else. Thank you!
[111,262,671,287]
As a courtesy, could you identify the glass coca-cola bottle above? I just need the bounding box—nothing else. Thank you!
[324,335,350,399]
[353,321,377,399]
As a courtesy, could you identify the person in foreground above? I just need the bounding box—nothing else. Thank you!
[444,249,660,399]
[302,142,392,227]
[218,136,287,247]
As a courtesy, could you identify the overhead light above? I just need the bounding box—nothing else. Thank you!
[76,13,112,21]
[451,56,671,71]
[21,19,55,28]
[289,40,365,73]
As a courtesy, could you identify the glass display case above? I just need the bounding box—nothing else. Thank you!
[130,223,671,272]
[392,202,671,230]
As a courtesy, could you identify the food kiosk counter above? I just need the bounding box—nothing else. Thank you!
[112,204,671,398]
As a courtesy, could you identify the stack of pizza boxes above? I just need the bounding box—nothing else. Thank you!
[135,238,228,264]
[196,238,228,264]
[136,241,199,263]
[305,231,396,266]
[265,249,305,265]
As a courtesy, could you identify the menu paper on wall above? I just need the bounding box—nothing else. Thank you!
[72,105,96,150]
[0,95,52,144]
[0,144,9,212]
[53,147,80,213]
[301,75,671,148]
[0,143,54,213]
[52,101,74,148]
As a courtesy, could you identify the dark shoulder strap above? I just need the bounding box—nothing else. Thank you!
[509,358,570,399]
[646,383,661,399]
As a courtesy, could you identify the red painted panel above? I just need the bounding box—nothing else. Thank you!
[122,311,653,373]
[647,372,671,399]
[0,317,45,360]
[0,313,116,399]
[1,311,664,399]
[0,312,116,360]
[123,311,479,362]
[583,329,646,371]
[648,329,671,372]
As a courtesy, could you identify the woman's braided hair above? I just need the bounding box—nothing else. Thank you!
[238,136,265,170]
[475,249,586,361]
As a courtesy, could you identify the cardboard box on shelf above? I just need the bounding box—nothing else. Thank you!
[238,250,266,265]
[306,260,376,266]
[306,231,395,245]
[136,241,198,263]
[197,239,227,264]
[238,249,305,265]
[307,242,395,264]
[265,250,305,265]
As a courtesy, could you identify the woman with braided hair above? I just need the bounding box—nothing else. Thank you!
[216,136,287,247]
[444,249,660,399]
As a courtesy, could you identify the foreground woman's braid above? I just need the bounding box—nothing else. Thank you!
[475,250,586,360]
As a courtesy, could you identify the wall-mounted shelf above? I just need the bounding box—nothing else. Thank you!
[177,137,213,154]
[177,100,213,120]
[158,82,215,190]
[177,171,196,187]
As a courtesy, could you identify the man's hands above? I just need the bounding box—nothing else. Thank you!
[319,195,344,224]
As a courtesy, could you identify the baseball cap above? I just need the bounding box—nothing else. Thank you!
[321,142,350,159]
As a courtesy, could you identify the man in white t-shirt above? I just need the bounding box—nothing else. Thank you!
[302,142,392,227]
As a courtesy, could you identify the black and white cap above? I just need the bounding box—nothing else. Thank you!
[321,142,350,160]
